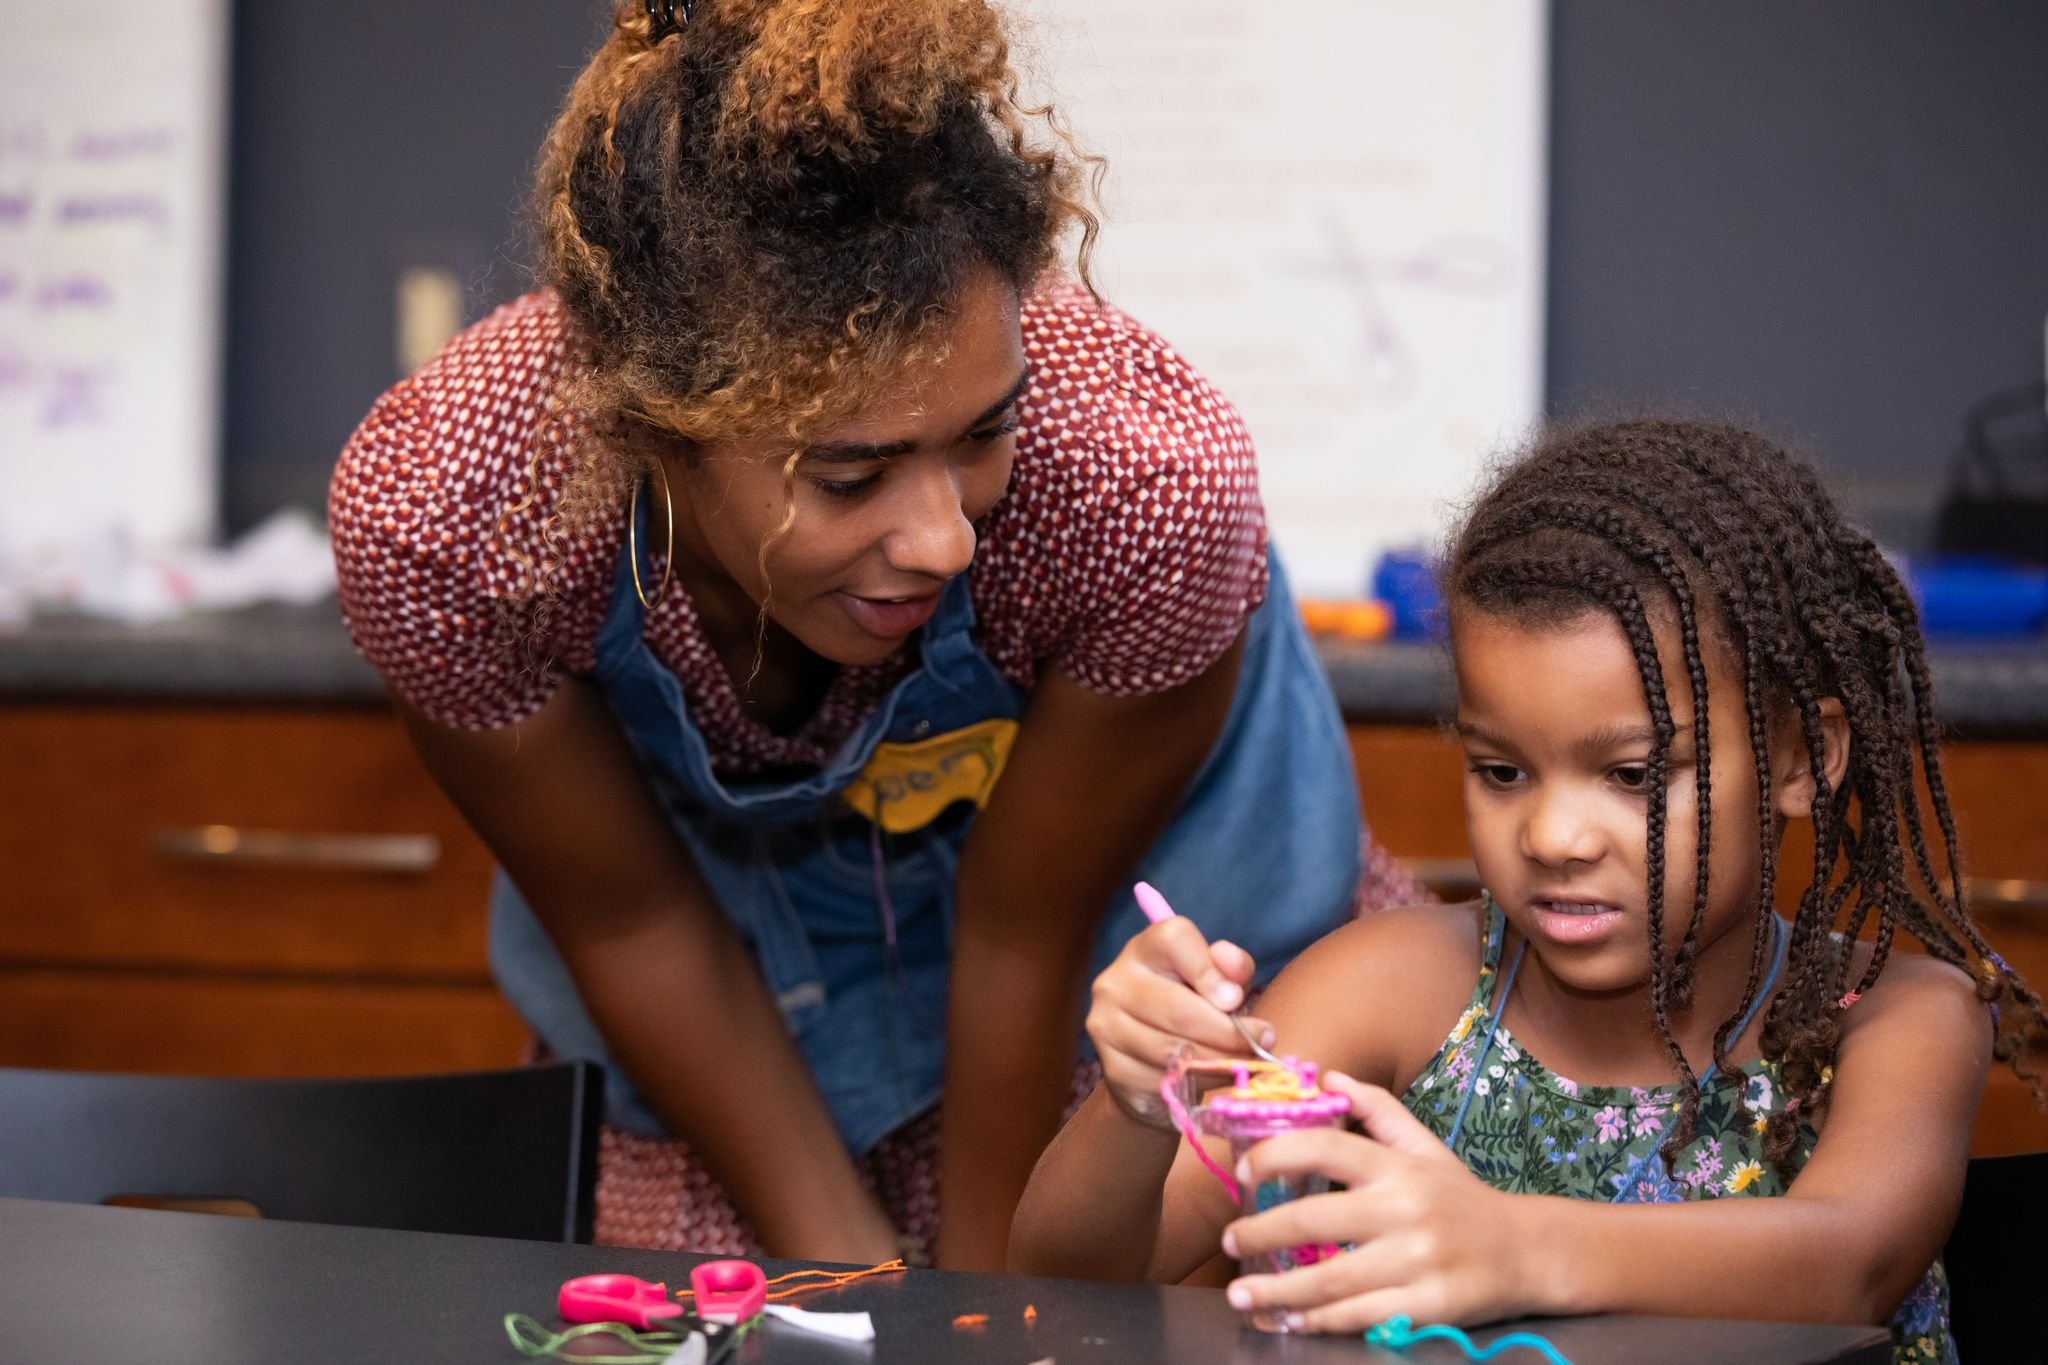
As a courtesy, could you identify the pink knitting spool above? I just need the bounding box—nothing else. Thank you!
[1191,1060,1352,1333]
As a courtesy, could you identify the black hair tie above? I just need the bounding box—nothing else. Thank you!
[645,0,695,41]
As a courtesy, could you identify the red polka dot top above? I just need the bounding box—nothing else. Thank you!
[329,284,1268,776]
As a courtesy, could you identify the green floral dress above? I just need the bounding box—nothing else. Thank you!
[1403,899,1954,1364]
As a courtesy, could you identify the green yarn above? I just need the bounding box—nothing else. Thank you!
[503,1314,685,1364]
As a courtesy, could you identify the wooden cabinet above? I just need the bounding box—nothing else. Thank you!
[5,697,2040,1156]
[1350,723,2048,1156]
[0,704,526,1077]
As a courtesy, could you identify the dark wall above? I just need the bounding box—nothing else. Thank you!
[1547,1,2048,549]
[221,2,608,533]
[222,3,2048,548]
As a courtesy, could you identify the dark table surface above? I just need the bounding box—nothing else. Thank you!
[0,1198,1890,1365]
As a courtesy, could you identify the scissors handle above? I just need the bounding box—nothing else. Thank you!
[558,1273,688,1331]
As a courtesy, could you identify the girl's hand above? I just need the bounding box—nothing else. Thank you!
[1222,1072,1540,1332]
[1086,916,1270,1129]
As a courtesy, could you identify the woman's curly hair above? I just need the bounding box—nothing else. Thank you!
[526,0,1100,542]
[1445,416,2047,1178]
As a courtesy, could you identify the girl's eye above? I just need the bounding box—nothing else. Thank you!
[811,472,882,501]
[1470,763,1524,789]
[1610,765,1652,790]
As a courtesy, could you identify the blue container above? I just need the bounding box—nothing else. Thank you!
[1371,548,1444,640]
[1908,558,2048,637]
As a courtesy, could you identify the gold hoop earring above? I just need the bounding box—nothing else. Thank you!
[628,461,674,610]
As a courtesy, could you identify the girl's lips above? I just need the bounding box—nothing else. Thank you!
[1529,899,1625,946]
[836,591,941,639]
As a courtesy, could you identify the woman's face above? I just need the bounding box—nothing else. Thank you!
[668,269,1027,667]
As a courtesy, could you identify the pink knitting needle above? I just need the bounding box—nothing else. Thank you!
[1132,882,1283,1064]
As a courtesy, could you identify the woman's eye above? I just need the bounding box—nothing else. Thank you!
[1470,763,1524,788]
[811,472,882,500]
[969,414,1021,444]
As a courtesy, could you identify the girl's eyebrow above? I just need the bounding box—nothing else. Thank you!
[1454,719,1518,752]
[800,368,1031,466]
[1574,721,1693,755]
[1455,718,1693,756]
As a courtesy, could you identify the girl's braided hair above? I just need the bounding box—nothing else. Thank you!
[523,0,1099,549]
[1445,416,2046,1175]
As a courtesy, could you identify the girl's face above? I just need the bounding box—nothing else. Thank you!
[667,269,1028,667]
[1451,604,1820,998]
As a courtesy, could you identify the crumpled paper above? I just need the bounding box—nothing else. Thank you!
[0,507,336,625]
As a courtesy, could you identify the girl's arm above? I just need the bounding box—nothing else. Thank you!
[1009,904,1478,1282]
[1225,954,1991,1332]
[398,679,901,1264]
[933,637,1245,1272]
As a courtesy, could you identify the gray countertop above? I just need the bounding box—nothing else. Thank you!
[3,602,2046,737]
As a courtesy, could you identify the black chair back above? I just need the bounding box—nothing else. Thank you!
[1942,1150,2048,1363]
[0,1063,602,1243]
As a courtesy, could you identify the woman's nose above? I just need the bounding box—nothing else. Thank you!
[885,466,977,581]
[1520,787,1604,868]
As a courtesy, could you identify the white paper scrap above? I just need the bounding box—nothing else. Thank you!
[762,1304,878,1343]
[659,1333,706,1365]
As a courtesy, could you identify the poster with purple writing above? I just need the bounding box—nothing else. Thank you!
[1022,1,1548,599]
[0,0,230,558]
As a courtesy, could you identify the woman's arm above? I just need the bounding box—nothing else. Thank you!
[398,678,899,1263]
[1225,954,1992,1332]
[932,636,1244,1271]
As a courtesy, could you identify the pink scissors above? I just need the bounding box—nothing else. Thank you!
[557,1261,767,1331]
[557,1273,687,1331]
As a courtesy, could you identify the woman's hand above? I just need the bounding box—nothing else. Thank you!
[1221,1072,1541,1332]
[1086,916,1272,1129]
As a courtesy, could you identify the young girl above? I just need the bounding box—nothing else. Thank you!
[1012,418,2046,1362]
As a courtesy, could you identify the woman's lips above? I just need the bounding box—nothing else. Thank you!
[836,591,941,639]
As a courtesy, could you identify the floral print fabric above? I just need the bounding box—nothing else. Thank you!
[1402,902,1954,1364]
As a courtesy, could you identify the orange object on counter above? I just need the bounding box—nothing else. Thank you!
[1300,598,1394,641]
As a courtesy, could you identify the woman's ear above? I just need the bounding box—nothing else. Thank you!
[1771,697,1850,821]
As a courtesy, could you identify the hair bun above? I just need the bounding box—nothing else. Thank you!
[719,0,1009,163]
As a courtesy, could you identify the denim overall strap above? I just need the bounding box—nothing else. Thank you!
[493,493,1026,1149]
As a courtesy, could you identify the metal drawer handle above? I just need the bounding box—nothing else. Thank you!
[1973,880,2048,915]
[151,826,440,875]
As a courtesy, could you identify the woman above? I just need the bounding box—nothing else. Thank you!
[330,0,1413,1270]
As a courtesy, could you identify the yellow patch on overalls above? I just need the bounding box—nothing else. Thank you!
[841,718,1019,833]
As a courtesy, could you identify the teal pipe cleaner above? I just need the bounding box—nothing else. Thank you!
[1366,1315,1573,1365]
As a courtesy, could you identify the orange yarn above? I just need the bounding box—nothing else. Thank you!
[670,1257,908,1306]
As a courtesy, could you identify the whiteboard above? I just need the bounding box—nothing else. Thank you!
[1024,0,1548,598]
[0,0,230,557]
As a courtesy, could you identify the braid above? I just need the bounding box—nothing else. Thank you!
[1447,416,2048,1178]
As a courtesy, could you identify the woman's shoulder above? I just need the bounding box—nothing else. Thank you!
[1017,283,1255,479]
[328,290,611,729]
[971,285,1268,696]
[344,290,574,454]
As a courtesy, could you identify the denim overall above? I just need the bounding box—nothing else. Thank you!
[490,526,1364,1156]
